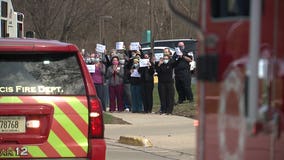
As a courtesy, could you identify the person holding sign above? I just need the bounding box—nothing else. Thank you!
[120,53,132,112]
[130,58,143,113]
[156,55,175,115]
[128,42,142,61]
[172,42,194,104]
[90,53,106,111]
[138,53,155,113]
[105,56,124,112]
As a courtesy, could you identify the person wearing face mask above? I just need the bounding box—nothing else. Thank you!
[119,55,132,112]
[129,58,143,113]
[138,52,155,113]
[172,42,194,104]
[156,55,175,115]
[163,48,173,57]
[105,56,124,112]
[88,52,96,64]
[90,54,106,111]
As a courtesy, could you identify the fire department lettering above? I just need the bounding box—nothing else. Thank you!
[0,86,64,93]
[0,87,13,93]
[15,86,37,93]
[37,86,63,93]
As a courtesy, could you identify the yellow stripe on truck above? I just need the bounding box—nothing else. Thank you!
[0,96,22,103]
[48,130,74,157]
[33,96,88,155]
[0,96,88,157]
[63,96,88,123]
[28,146,47,157]
[0,96,47,158]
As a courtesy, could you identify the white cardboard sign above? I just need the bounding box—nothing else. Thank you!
[87,65,96,73]
[154,53,164,62]
[96,44,106,53]
[116,42,124,50]
[130,42,140,51]
[139,59,149,67]
[175,47,183,56]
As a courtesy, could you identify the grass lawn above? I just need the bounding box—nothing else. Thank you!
[103,112,114,124]
[152,82,197,118]
[104,80,197,124]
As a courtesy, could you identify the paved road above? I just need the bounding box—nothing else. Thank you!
[105,112,196,160]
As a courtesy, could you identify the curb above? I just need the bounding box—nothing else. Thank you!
[118,136,153,147]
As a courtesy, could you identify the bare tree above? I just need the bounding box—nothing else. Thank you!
[12,0,199,51]
[17,0,64,39]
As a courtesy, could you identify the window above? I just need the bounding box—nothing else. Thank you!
[0,52,86,95]
[211,0,250,18]
[17,13,24,22]
[1,1,8,17]
[1,20,7,37]
[141,39,197,52]
[17,23,23,38]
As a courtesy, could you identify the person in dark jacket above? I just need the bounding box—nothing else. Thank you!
[172,42,194,104]
[138,52,155,113]
[156,55,175,115]
[120,50,132,111]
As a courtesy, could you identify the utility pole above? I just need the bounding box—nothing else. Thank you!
[99,15,112,44]
[150,0,154,54]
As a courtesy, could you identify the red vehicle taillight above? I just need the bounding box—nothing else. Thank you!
[88,96,104,138]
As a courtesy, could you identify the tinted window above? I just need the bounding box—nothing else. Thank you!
[141,40,197,52]
[17,13,24,21]
[154,41,197,51]
[154,49,164,54]
[1,20,7,37]
[142,49,164,54]
[0,52,85,95]
[1,1,8,18]
[212,0,250,18]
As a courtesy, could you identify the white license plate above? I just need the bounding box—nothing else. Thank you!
[0,116,26,133]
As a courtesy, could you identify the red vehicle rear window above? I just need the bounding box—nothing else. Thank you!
[0,52,86,95]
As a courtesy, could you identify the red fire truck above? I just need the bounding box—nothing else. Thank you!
[193,0,284,160]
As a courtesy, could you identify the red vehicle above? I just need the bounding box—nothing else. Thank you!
[0,38,106,159]
[195,0,284,160]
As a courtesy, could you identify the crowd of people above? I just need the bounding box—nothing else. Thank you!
[84,41,194,115]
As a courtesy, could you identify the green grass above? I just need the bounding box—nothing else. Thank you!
[104,82,197,124]
[103,112,131,124]
[103,112,113,124]
[152,83,197,118]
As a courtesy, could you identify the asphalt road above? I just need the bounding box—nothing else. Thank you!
[105,112,196,160]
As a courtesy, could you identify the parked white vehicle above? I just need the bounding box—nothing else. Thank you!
[142,46,175,61]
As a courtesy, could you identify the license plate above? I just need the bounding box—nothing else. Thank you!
[0,116,26,133]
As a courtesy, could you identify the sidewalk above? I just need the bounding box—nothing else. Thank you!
[105,112,196,156]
